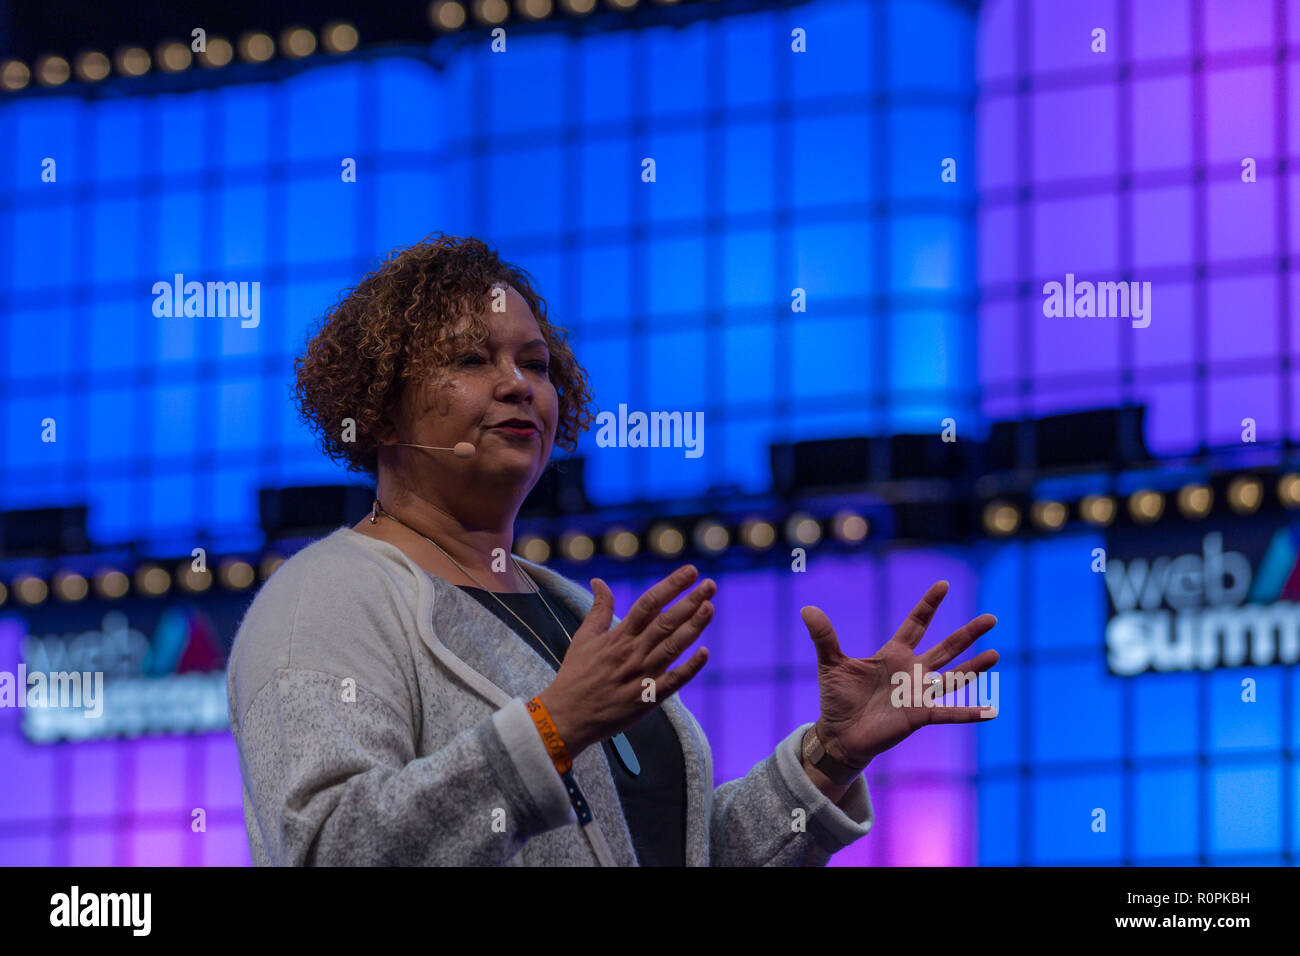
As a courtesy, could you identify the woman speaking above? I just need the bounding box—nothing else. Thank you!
[225,233,999,866]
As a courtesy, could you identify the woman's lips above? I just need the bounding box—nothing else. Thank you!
[488,424,539,439]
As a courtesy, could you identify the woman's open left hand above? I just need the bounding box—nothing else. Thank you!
[799,581,999,770]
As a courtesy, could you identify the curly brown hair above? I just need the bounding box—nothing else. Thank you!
[292,233,595,482]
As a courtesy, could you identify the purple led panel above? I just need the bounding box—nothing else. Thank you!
[977,0,1295,453]
[670,549,982,867]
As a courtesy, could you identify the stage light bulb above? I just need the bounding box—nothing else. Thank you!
[74,51,110,82]
[1176,484,1212,519]
[219,559,256,590]
[786,512,822,547]
[322,23,359,53]
[1,60,31,90]
[517,0,554,19]
[157,41,192,72]
[1080,494,1116,526]
[474,0,510,24]
[1128,490,1164,524]
[93,569,129,599]
[177,562,213,593]
[115,46,150,76]
[693,521,729,555]
[1227,476,1263,515]
[983,501,1020,536]
[1031,500,1067,531]
[198,38,234,67]
[14,574,48,605]
[604,527,639,559]
[1278,473,1300,508]
[135,565,172,596]
[238,32,275,63]
[53,571,89,602]
[281,27,317,58]
[514,535,550,564]
[35,54,70,86]
[831,511,869,543]
[649,523,685,558]
[739,518,776,551]
[260,554,286,580]
[559,531,595,562]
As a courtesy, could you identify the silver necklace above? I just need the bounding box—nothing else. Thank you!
[370,499,641,776]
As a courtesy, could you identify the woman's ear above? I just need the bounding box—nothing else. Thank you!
[373,405,399,447]
[373,417,396,446]
[375,384,410,447]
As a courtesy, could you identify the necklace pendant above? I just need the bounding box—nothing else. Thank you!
[610,732,640,776]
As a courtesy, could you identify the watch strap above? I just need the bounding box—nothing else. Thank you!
[802,724,862,786]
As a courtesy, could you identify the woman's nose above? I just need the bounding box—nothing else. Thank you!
[495,361,532,392]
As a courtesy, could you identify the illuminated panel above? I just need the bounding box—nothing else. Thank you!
[977,0,1292,454]
[0,0,975,866]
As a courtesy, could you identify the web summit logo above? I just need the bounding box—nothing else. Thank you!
[19,607,228,742]
[1106,530,1300,675]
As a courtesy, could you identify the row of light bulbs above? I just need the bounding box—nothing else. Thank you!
[0,555,286,608]
[3,0,692,91]
[1,24,359,91]
[13,475,1283,604]
[431,0,686,30]
[513,510,871,564]
[981,473,1300,537]
[0,510,869,607]
[430,0,682,30]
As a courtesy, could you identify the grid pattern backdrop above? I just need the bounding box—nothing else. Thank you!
[0,0,1296,868]
[0,0,976,555]
[975,0,1300,864]
[978,0,1296,452]
[0,0,980,867]
[977,528,1300,864]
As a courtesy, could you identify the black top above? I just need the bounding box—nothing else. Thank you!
[457,584,687,866]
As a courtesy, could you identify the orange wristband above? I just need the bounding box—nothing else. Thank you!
[526,696,572,776]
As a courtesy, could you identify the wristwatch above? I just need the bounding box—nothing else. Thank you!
[801,723,862,786]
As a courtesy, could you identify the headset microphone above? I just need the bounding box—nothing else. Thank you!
[391,441,477,459]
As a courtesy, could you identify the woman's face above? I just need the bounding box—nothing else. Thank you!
[388,284,558,494]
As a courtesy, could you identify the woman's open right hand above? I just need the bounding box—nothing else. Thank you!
[537,565,715,757]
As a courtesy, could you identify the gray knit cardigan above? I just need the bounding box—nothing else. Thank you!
[226,526,874,865]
